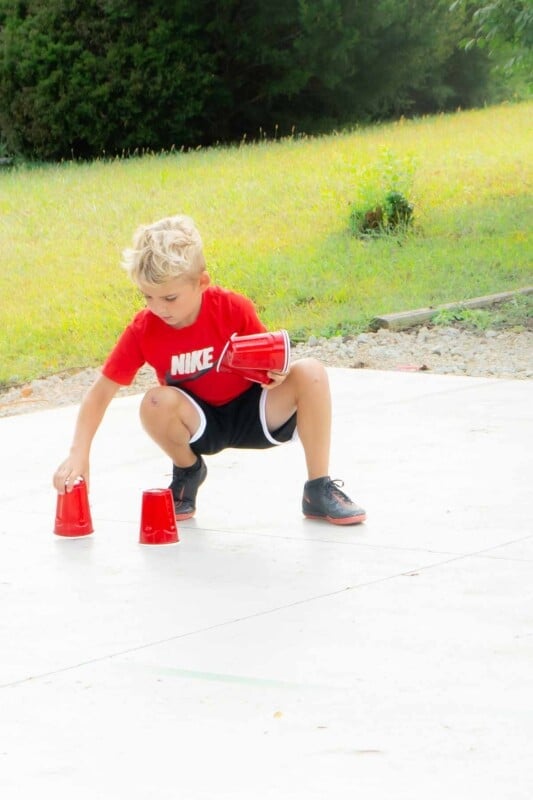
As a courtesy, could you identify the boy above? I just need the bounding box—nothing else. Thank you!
[53,214,366,525]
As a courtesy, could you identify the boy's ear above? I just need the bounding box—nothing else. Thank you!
[199,271,210,291]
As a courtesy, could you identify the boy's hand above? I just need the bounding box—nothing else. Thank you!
[51,373,121,495]
[53,457,90,494]
[262,371,288,389]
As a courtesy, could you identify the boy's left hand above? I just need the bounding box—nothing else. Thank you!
[262,371,288,389]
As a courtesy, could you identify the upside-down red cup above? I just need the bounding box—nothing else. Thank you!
[54,479,94,537]
[139,488,179,545]
[216,330,290,384]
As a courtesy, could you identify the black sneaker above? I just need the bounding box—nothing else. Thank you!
[169,456,207,520]
[302,476,366,525]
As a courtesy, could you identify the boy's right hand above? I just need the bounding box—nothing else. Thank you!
[53,457,90,494]
[51,373,121,495]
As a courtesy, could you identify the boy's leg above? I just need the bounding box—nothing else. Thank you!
[139,386,206,519]
[264,358,331,479]
[265,358,366,525]
[140,386,200,466]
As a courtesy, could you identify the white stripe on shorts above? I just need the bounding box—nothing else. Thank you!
[169,387,207,444]
[259,388,298,446]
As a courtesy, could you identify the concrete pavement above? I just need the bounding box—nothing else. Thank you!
[1,368,532,799]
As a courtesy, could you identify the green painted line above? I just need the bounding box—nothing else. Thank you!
[131,662,344,691]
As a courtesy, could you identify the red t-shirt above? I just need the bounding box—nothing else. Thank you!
[102,286,266,406]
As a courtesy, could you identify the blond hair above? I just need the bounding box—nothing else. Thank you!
[121,214,206,284]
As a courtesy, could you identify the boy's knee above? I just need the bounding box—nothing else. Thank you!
[140,385,179,422]
[291,357,328,383]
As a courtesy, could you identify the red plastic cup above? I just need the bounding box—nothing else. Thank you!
[216,330,290,384]
[139,488,179,545]
[54,479,94,537]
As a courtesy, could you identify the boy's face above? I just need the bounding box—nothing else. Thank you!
[138,272,210,329]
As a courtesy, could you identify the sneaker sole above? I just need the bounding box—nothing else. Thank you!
[175,510,196,521]
[304,512,366,526]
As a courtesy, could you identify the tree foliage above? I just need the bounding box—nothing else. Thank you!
[0,0,497,160]
[450,0,533,75]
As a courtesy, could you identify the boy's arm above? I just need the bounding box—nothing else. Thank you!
[52,373,122,493]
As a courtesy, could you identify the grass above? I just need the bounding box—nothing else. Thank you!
[430,293,533,331]
[0,101,532,388]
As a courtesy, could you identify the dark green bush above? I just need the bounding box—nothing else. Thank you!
[0,0,215,159]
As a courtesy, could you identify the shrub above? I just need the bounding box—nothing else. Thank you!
[0,1,214,160]
[348,150,415,237]
[349,191,414,237]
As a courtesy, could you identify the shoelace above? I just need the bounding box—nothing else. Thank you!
[327,479,352,505]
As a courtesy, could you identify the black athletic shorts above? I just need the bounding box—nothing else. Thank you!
[170,383,298,456]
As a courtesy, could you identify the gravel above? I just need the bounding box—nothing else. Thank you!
[1,325,531,418]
